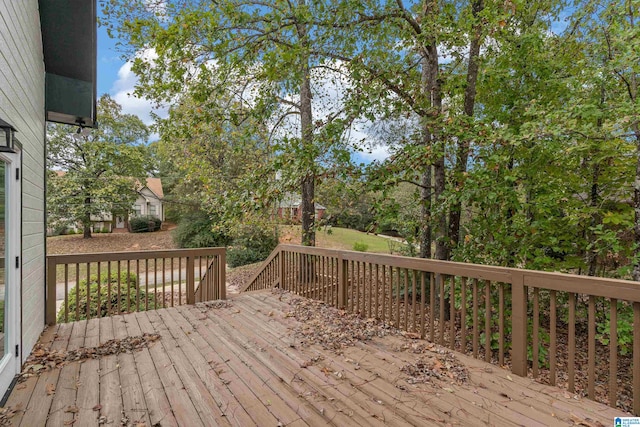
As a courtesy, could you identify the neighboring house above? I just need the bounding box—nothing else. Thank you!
[115,177,165,232]
[276,192,326,221]
[0,0,96,397]
[50,175,165,233]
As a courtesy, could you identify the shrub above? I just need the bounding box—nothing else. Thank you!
[353,241,369,252]
[130,215,162,233]
[58,272,155,322]
[227,224,279,268]
[173,211,231,248]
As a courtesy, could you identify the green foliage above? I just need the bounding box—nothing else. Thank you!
[227,224,278,268]
[172,211,231,248]
[352,241,368,252]
[130,215,162,233]
[58,272,154,322]
[47,95,151,239]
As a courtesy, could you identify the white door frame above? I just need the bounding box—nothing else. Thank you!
[0,150,22,393]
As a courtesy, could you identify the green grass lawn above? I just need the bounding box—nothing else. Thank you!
[281,225,405,254]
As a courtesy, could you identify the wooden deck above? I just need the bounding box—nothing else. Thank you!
[6,291,628,426]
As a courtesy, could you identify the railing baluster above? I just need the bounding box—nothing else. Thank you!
[86,262,91,320]
[634,302,640,415]
[145,258,149,311]
[381,265,387,323]
[395,267,401,328]
[499,283,504,366]
[96,262,101,321]
[568,292,576,393]
[588,295,596,399]
[473,278,478,358]
[368,263,373,319]
[403,268,409,330]
[162,258,166,308]
[420,271,426,339]
[375,264,380,320]
[117,261,122,315]
[107,261,112,316]
[127,260,131,313]
[485,280,491,363]
[609,298,617,407]
[154,258,158,309]
[533,288,539,377]
[430,272,435,342]
[64,264,69,323]
[550,290,557,386]
[412,270,417,333]
[75,263,80,320]
[461,277,467,354]
[439,274,444,345]
[449,275,455,348]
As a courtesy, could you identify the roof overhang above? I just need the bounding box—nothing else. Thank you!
[39,0,97,128]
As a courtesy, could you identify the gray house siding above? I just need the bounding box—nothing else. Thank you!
[0,0,46,361]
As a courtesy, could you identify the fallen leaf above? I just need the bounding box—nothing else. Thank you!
[63,420,76,426]
[506,375,513,382]
[92,404,102,411]
[46,383,56,395]
[64,405,79,413]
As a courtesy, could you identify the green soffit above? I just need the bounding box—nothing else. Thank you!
[39,0,97,128]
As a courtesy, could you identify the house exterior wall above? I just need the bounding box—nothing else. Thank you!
[0,0,46,360]
[133,188,164,221]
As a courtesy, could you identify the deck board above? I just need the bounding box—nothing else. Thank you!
[6,291,631,426]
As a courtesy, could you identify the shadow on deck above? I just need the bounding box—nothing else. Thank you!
[6,291,627,426]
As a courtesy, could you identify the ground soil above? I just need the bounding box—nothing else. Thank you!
[47,230,177,255]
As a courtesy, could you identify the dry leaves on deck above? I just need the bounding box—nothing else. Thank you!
[0,405,21,426]
[285,295,401,350]
[19,333,160,380]
[196,300,233,311]
[400,351,469,385]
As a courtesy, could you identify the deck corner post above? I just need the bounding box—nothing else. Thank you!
[46,256,57,326]
[219,250,226,300]
[186,255,195,304]
[337,255,347,309]
[511,271,527,377]
[278,248,285,289]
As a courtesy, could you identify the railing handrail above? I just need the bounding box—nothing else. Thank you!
[47,247,226,264]
[273,244,640,301]
[239,248,281,293]
[46,247,227,325]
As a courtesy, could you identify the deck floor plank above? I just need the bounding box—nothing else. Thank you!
[180,305,324,426]
[207,299,397,427]
[134,311,206,427]
[123,308,178,427]
[98,316,123,425]
[8,324,60,426]
[74,318,101,425]
[113,314,153,426]
[45,320,86,427]
[162,306,273,426]
[233,296,490,426]
[7,291,631,427]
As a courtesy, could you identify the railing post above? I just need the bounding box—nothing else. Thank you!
[511,271,527,377]
[46,257,57,326]
[337,255,347,309]
[219,251,226,300]
[278,249,285,289]
[186,255,195,304]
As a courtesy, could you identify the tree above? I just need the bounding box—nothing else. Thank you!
[47,95,150,238]
[102,0,355,247]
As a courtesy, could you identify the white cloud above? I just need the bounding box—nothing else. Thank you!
[110,53,168,137]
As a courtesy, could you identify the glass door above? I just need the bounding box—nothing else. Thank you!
[0,152,20,393]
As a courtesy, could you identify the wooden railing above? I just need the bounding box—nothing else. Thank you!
[241,244,640,415]
[47,248,226,325]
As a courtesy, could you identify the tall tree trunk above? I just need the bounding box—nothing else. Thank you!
[298,23,315,247]
[424,41,446,260]
[419,57,432,259]
[448,0,484,257]
[83,196,92,239]
[587,165,600,276]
